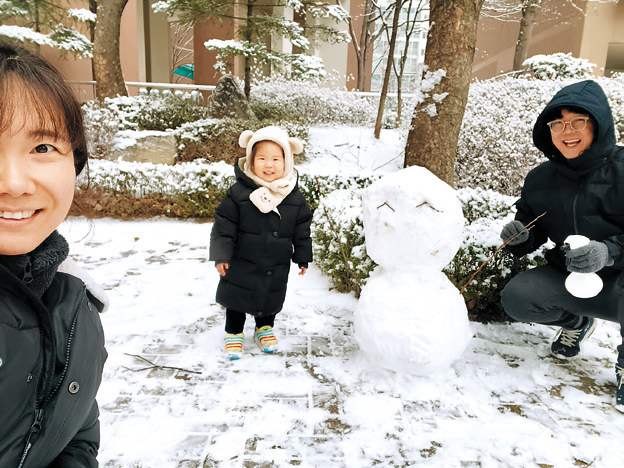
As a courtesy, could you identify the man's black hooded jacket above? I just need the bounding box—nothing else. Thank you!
[508,80,624,275]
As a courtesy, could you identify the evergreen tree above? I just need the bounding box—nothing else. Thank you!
[153,0,350,96]
[0,0,93,57]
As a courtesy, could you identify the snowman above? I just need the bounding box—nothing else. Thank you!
[354,166,471,375]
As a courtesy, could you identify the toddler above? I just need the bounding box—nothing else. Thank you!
[210,126,313,359]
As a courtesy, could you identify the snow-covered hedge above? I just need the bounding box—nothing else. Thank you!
[77,160,378,217]
[523,53,595,80]
[250,77,377,126]
[102,88,209,132]
[455,74,624,196]
[78,160,235,217]
[310,183,381,297]
[312,185,547,322]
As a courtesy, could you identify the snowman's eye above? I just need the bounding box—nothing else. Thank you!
[415,201,442,213]
[376,202,395,212]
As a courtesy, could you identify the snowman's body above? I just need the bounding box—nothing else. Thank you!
[354,166,471,374]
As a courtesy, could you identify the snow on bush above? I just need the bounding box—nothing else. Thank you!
[174,118,308,163]
[523,53,595,80]
[99,88,208,132]
[82,101,121,159]
[79,159,233,198]
[456,74,624,196]
[311,189,377,296]
[250,77,376,126]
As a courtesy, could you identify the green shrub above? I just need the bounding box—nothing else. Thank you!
[311,189,377,296]
[298,173,382,211]
[78,159,235,218]
[249,102,291,122]
[103,89,210,132]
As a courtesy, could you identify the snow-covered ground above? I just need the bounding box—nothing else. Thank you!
[61,127,624,467]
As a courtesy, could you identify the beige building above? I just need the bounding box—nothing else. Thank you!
[43,0,356,98]
[35,0,624,98]
[473,0,624,80]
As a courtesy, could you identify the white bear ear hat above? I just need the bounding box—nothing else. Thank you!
[238,125,304,177]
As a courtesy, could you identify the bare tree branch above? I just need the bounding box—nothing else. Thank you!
[123,353,202,375]
[459,212,546,295]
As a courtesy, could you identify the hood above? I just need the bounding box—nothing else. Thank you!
[533,80,615,169]
[234,158,257,188]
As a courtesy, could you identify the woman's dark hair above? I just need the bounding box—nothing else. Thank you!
[0,40,88,175]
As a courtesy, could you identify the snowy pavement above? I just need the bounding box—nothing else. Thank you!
[59,217,624,468]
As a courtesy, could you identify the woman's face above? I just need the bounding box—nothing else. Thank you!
[252,141,285,183]
[0,111,76,255]
[550,109,594,160]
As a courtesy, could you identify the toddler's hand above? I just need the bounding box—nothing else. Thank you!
[299,266,307,276]
[216,263,230,276]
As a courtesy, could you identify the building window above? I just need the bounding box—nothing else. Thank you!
[371,1,429,93]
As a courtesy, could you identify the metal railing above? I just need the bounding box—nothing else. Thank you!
[70,81,216,102]
[70,80,416,102]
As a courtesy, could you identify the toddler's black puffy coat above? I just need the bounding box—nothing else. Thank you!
[209,164,313,316]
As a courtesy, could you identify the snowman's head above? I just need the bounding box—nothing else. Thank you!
[362,166,464,270]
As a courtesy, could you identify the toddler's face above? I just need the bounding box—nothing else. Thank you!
[252,141,285,183]
[0,111,76,255]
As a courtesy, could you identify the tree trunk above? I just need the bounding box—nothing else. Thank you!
[347,0,375,91]
[358,0,375,91]
[374,2,402,139]
[403,0,484,186]
[243,0,254,98]
[512,0,540,71]
[93,0,128,100]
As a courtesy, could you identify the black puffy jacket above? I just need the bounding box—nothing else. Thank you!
[209,163,313,316]
[508,80,624,275]
[0,265,107,468]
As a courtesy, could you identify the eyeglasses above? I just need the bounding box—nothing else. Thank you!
[547,117,590,134]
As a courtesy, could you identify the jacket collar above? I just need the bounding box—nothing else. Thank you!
[0,231,69,298]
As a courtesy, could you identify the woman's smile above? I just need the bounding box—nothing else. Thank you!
[0,209,37,220]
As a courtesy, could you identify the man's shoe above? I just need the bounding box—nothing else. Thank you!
[225,333,244,360]
[255,326,278,353]
[616,365,624,413]
[550,317,596,359]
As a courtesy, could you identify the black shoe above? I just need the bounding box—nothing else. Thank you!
[550,317,596,359]
[616,365,624,413]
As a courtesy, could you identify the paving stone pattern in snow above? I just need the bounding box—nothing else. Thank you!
[59,217,624,468]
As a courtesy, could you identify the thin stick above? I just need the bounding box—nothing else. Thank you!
[459,212,546,296]
[123,353,202,375]
[377,202,395,212]
[415,201,441,212]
